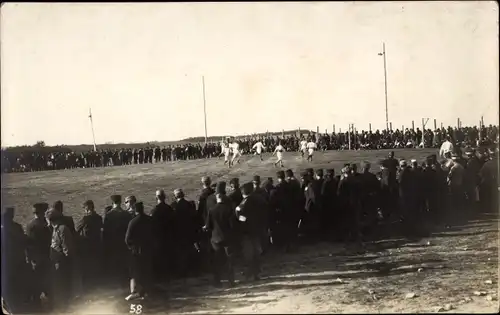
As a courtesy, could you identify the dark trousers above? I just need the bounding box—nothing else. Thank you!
[211,241,234,284]
[51,258,72,311]
[129,253,152,296]
[241,235,262,279]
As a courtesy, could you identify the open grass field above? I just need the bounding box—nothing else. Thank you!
[2,148,499,314]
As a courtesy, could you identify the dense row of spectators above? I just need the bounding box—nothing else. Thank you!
[2,124,498,173]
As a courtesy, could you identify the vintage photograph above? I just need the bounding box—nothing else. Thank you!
[1,2,498,314]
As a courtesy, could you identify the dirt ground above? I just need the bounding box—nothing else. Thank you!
[2,149,499,314]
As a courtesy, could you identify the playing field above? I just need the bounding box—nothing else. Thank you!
[1,149,498,314]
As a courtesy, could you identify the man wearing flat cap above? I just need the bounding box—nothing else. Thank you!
[76,200,103,292]
[172,188,200,277]
[103,194,132,286]
[26,203,52,308]
[150,189,175,281]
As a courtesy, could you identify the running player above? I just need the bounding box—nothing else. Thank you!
[300,139,308,158]
[252,141,266,161]
[306,139,317,162]
[230,140,242,167]
[273,141,285,168]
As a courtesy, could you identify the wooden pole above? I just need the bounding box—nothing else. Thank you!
[333,124,335,133]
[389,122,392,131]
[457,118,460,129]
[434,119,437,131]
[202,76,208,144]
[369,123,372,132]
[441,122,443,129]
[88,108,97,151]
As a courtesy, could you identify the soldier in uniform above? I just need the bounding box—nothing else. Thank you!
[76,200,103,292]
[203,185,238,287]
[26,203,51,310]
[398,160,418,237]
[103,195,132,287]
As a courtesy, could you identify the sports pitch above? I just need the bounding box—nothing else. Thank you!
[1,149,498,314]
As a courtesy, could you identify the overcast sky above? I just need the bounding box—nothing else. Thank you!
[1,2,498,146]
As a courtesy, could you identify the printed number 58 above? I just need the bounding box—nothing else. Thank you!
[130,304,143,314]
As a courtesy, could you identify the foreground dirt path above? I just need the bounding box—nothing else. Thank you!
[71,213,499,314]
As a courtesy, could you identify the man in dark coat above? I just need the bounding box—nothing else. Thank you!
[103,195,132,287]
[271,170,295,251]
[358,162,381,240]
[76,200,103,292]
[464,148,481,212]
[398,160,418,236]
[237,182,266,281]
[285,169,302,247]
[321,169,339,238]
[150,189,175,281]
[380,152,399,219]
[2,207,29,313]
[171,189,200,277]
[26,203,51,310]
[204,187,238,287]
[299,170,317,241]
[46,208,76,311]
[125,202,154,301]
[479,149,498,213]
[228,177,243,209]
[198,176,215,225]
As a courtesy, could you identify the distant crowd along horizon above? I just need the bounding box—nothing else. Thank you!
[1,123,498,173]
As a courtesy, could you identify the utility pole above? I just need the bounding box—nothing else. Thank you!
[88,108,97,151]
[202,76,208,144]
[378,42,389,130]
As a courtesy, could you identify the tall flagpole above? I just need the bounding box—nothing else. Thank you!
[202,76,208,144]
[378,42,389,130]
[88,108,97,151]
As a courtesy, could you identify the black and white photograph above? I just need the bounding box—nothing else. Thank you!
[1,2,499,314]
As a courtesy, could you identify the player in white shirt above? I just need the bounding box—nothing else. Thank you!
[300,140,308,158]
[439,136,454,159]
[273,142,285,168]
[230,141,241,167]
[252,141,266,161]
[219,141,231,165]
[306,140,317,162]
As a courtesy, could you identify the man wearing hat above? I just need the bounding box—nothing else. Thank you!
[198,177,215,226]
[2,207,29,313]
[26,203,52,309]
[358,162,380,240]
[52,201,76,236]
[125,202,154,301]
[236,182,266,281]
[46,208,76,310]
[172,188,201,277]
[464,148,481,211]
[447,153,465,218]
[150,189,175,281]
[228,178,243,209]
[76,200,103,292]
[478,148,498,213]
[272,170,295,251]
[320,169,338,240]
[203,183,238,287]
[398,159,419,236]
[103,195,132,286]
